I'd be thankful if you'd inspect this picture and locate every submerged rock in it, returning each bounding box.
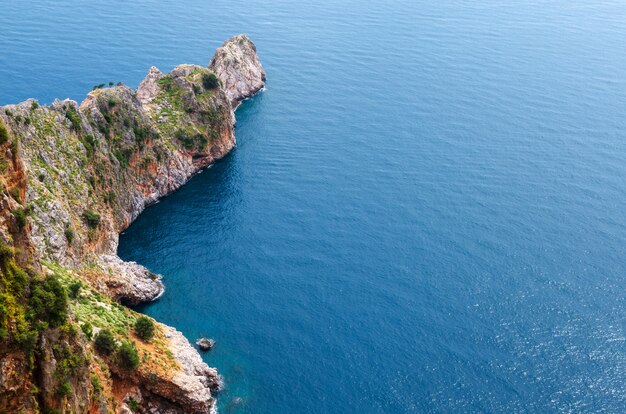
[196,337,216,351]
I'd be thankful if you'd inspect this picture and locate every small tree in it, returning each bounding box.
[94,329,117,355]
[13,208,27,229]
[202,73,219,90]
[117,340,139,370]
[81,322,93,340]
[0,119,9,145]
[83,210,100,228]
[68,281,82,298]
[134,316,155,341]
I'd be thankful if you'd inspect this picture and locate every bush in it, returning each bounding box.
[81,322,93,340]
[82,210,100,228]
[65,224,74,243]
[29,275,69,328]
[31,101,39,110]
[94,329,117,355]
[116,340,139,370]
[68,281,82,298]
[13,208,26,229]
[134,316,155,341]
[91,374,102,393]
[80,134,97,157]
[0,119,9,145]
[65,107,82,131]
[202,73,219,90]
[57,381,73,397]
[128,397,139,412]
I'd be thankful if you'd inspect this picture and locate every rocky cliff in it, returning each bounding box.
[0,34,265,413]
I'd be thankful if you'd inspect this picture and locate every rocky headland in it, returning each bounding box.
[0,34,265,413]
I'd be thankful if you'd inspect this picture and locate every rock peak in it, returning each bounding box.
[209,34,266,109]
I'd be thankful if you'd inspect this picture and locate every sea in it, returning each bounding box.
[1,0,626,412]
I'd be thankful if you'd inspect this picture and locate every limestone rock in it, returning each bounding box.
[137,66,164,106]
[138,325,221,413]
[98,254,165,305]
[209,34,266,108]
[196,337,216,351]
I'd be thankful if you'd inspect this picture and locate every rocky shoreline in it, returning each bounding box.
[0,34,265,413]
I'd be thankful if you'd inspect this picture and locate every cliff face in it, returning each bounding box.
[0,34,265,413]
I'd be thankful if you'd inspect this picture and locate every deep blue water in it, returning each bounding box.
[3,1,626,412]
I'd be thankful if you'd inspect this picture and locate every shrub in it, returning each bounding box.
[174,129,208,150]
[57,381,73,397]
[29,275,69,328]
[134,316,155,341]
[82,210,100,228]
[31,101,39,110]
[80,134,97,157]
[81,322,93,340]
[94,329,116,355]
[91,374,102,393]
[0,120,9,145]
[202,73,219,90]
[68,281,82,298]
[128,397,139,412]
[65,224,74,243]
[66,107,82,131]
[13,208,27,229]
[116,340,139,370]
[108,98,117,108]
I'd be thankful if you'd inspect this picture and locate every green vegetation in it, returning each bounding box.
[91,373,102,393]
[156,76,174,88]
[202,73,219,89]
[81,322,93,340]
[64,224,74,243]
[68,281,82,298]
[13,207,27,229]
[94,329,117,355]
[134,316,155,341]
[174,129,208,151]
[108,98,118,108]
[80,134,97,157]
[0,119,9,145]
[31,101,39,110]
[113,148,132,168]
[82,209,100,228]
[116,340,140,370]
[128,397,140,412]
[92,83,106,90]
[0,244,70,361]
[29,275,69,328]
[66,107,82,131]
[57,380,72,397]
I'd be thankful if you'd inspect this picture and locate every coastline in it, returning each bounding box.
[0,34,265,413]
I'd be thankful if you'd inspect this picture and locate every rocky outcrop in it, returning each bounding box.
[209,34,266,109]
[0,34,264,413]
[98,255,164,305]
[196,337,216,351]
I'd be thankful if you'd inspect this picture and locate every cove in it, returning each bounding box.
[4,0,623,412]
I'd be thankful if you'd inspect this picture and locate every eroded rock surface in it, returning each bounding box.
[0,34,264,413]
[209,34,266,108]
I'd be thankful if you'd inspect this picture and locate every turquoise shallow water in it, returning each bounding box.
[2,1,626,412]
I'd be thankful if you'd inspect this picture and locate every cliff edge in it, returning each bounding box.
[0,34,264,413]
